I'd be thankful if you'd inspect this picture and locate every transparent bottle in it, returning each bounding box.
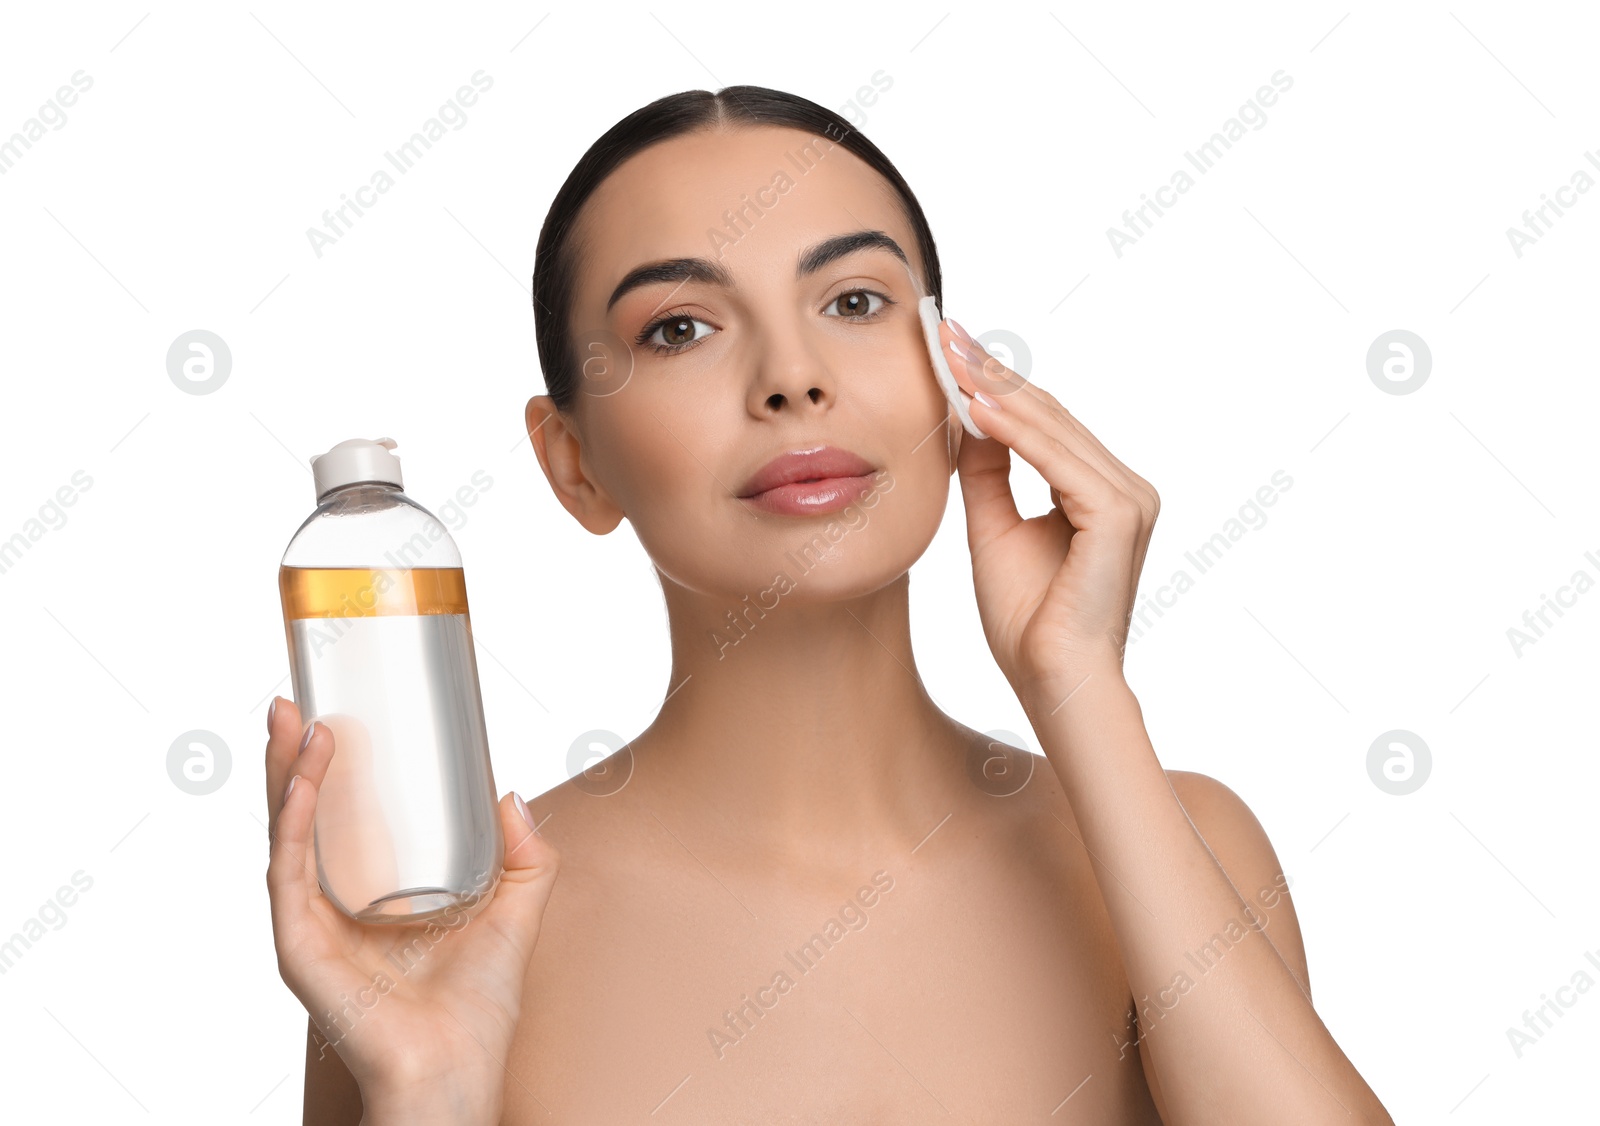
[279,437,503,924]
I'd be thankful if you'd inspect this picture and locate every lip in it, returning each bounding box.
[737,445,879,516]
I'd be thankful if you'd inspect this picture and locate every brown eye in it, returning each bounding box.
[835,290,872,316]
[638,312,717,354]
[823,288,889,319]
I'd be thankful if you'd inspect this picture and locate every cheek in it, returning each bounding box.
[584,396,712,511]
[858,327,946,419]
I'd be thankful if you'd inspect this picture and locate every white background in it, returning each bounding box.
[0,1,1594,1121]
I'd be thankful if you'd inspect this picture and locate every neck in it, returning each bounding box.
[629,568,972,868]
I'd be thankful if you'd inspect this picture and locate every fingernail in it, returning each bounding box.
[284,775,297,804]
[268,697,278,732]
[513,792,538,834]
[948,318,978,347]
[973,389,1001,411]
[946,335,981,364]
[299,722,316,754]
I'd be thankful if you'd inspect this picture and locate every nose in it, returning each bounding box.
[747,324,837,421]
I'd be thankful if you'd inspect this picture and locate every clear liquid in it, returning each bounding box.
[279,566,503,923]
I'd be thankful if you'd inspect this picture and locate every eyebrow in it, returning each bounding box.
[604,229,910,313]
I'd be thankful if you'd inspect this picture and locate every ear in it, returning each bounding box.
[524,395,626,534]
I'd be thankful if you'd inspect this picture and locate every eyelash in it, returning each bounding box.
[634,288,897,356]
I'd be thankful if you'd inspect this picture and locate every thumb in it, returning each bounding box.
[471,792,561,963]
[502,792,558,875]
[955,419,1022,553]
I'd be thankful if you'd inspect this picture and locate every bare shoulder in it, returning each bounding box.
[519,746,656,849]
[513,749,708,908]
[953,732,1107,907]
[979,749,1312,1001]
[506,765,659,1045]
[1164,769,1310,998]
[519,769,610,845]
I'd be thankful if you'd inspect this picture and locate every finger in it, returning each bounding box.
[1018,383,1157,522]
[939,323,1120,521]
[962,386,1132,539]
[942,323,1156,518]
[942,319,1155,654]
[952,339,1157,619]
[277,719,341,840]
[266,766,322,948]
[941,325,1119,499]
[266,695,303,828]
[265,771,382,1022]
[953,414,1024,550]
[449,794,562,998]
[1056,413,1158,521]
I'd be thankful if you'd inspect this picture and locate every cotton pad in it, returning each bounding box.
[902,261,990,440]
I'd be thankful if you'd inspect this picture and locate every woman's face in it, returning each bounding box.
[533,123,961,602]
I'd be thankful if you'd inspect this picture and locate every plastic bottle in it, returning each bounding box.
[278,437,503,924]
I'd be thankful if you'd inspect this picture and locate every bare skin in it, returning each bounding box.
[497,743,1304,1123]
[299,731,1307,1122]
[285,121,1386,1123]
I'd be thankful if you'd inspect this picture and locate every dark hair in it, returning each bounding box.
[531,84,943,414]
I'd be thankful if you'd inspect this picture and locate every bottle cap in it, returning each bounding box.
[310,437,404,500]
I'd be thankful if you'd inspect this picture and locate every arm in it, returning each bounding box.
[1136,770,1313,1123]
[303,1016,364,1125]
[940,316,1388,1122]
[301,1017,503,1126]
[1027,677,1391,1125]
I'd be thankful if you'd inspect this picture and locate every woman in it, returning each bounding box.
[266,85,1394,1124]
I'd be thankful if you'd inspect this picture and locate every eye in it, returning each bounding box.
[823,288,893,320]
[636,310,717,355]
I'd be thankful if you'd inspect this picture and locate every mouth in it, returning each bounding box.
[737,445,879,516]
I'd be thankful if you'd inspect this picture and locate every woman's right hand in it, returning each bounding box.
[264,696,561,1123]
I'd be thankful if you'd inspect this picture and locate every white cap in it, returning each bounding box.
[311,437,404,500]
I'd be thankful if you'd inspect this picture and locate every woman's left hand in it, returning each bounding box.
[941,318,1159,702]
